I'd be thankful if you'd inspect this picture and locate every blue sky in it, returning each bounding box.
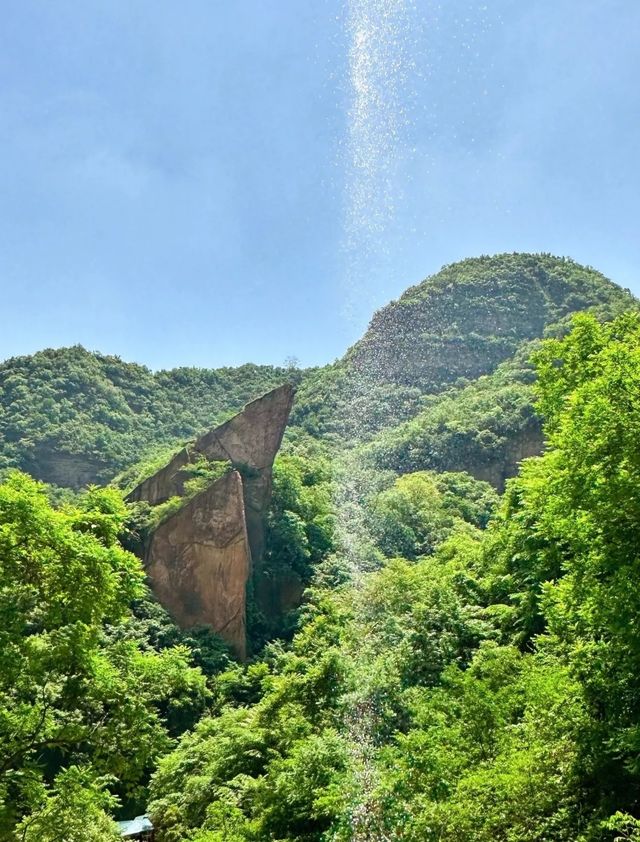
[1,1,638,369]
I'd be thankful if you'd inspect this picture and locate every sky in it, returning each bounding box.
[0,0,638,370]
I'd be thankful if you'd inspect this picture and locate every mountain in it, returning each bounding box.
[3,254,640,839]
[0,253,635,489]
[290,253,636,444]
[348,252,630,391]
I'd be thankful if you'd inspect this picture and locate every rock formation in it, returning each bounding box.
[451,419,544,492]
[145,471,251,658]
[128,383,294,566]
[129,384,294,657]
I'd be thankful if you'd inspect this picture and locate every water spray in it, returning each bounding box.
[337,1,415,838]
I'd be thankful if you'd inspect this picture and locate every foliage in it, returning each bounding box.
[0,345,290,487]
[148,310,640,841]
[0,473,207,836]
[248,449,336,647]
[147,598,353,842]
[483,312,640,816]
[264,453,335,580]
[111,440,191,496]
[367,344,541,485]
[118,456,232,561]
[1,257,640,838]
[147,475,498,840]
[367,469,498,559]
[119,590,233,680]
[14,766,121,842]
[348,252,634,391]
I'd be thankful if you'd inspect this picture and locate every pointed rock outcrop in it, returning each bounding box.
[129,384,294,657]
[128,384,294,566]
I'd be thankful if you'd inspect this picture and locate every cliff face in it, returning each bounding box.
[128,384,294,566]
[146,471,251,658]
[26,449,109,490]
[460,422,544,491]
[131,385,294,657]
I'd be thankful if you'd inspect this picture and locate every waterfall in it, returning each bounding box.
[342,0,414,322]
[337,2,415,838]
[338,0,415,567]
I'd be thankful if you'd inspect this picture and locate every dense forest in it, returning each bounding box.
[2,254,640,840]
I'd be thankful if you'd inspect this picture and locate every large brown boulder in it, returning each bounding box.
[145,470,251,659]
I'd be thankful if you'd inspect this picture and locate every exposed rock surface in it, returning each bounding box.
[27,450,109,490]
[131,385,294,657]
[452,421,544,491]
[128,384,294,565]
[145,471,251,658]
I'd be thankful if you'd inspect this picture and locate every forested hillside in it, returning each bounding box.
[146,310,640,841]
[290,253,636,444]
[1,254,640,840]
[0,254,634,492]
[351,252,628,389]
[365,343,542,490]
[0,347,293,487]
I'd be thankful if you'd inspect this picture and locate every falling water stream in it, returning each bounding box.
[338,0,415,573]
[342,0,415,322]
[337,1,415,838]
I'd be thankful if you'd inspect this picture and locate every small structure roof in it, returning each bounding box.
[116,815,154,837]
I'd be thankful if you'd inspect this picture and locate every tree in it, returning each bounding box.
[367,470,497,559]
[15,767,121,842]
[0,472,207,834]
